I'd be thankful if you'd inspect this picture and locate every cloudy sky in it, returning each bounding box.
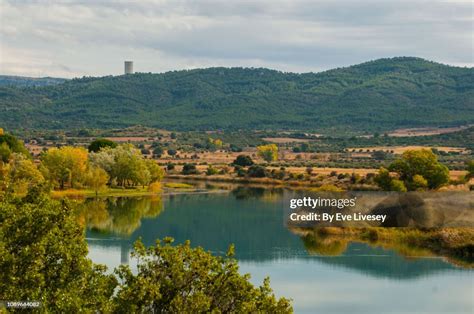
[0,0,472,78]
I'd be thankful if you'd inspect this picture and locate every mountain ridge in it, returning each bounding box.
[1,57,473,133]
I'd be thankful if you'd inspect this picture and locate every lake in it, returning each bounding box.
[84,184,474,313]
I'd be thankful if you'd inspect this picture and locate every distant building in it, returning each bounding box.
[124,61,133,74]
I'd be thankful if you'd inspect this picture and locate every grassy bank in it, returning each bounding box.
[291,227,474,267]
[50,182,197,198]
[165,174,374,191]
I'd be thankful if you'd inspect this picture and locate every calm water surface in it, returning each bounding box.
[84,186,474,314]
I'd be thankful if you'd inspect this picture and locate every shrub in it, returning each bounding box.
[148,182,162,193]
[410,174,428,191]
[167,149,177,156]
[206,165,219,176]
[232,155,254,167]
[114,239,292,313]
[88,138,117,153]
[153,146,164,157]
[389,149,449,189]
[247,165,267,178]
[390,179,407,192]
[182,163,198,175]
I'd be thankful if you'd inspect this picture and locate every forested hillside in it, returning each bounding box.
[0,75,67,87]
[1,57,472,132]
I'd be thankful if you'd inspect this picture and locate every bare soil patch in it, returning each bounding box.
[388,126,470,137]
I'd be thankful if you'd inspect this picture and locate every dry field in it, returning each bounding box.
[156,150,246,164]
[155,149,333,164]
[25,144,44,156]
[169,164,466,181]
[105,136,154,142]
[348,146,468,154]
[262,137,313,143]
[388,126,470,137]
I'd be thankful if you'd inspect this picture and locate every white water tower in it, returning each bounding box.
[124,61,133,74]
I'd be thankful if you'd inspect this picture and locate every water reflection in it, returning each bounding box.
[83,186,473,313]
[79,196,164,236]
[82,187,473,271]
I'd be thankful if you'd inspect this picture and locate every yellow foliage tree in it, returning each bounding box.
[41,146,89,189]
[85,166,109,195]
[214,139,223,147]
[257,144,278,162]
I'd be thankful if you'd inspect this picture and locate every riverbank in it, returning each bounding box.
[165,173,472,191]
[290,227,474,267]
[165,174,374,191]
[50,182,197,198]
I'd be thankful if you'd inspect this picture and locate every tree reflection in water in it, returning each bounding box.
[77,196,164,236]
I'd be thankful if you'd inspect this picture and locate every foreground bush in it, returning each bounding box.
[0,195,116,312]
[0,194,292,312]
[115,239,292,313]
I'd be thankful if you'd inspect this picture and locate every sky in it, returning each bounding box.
[0,0,472,78]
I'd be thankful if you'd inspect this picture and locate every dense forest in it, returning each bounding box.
[0,75,66,87]
[0,57,472,132]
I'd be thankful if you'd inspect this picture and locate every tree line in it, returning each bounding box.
[0,132,165,196]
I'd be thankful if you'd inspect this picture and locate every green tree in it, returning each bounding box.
[1,194,292,312]
[146,160,165,183]
[390,179,407,192]
[88,138,117,152]
[247,165,267,178]
[0,196,117,312]
[206,165,219,176]
[90,145,156,187]
[0,131,29,158]
[257,144,278,162]
[0,142,11,163]
[374,167,392,191]
[85,166,109,195]
[153,146,164,158]
[389,149,449,189]
[114,239,292,313]
[466,160,474,179]
[410,174,428,191]
[233,155,254,167]
[182,163,198,175]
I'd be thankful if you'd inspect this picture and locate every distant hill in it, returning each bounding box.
[0,75,67,87]
[0,57,472,132]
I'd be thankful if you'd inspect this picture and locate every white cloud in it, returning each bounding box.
[0,0,472,78]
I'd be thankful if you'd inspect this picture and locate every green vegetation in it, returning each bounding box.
[115,239,291,313]
[40,146,89,189]
[1,57,473,132]
[0,130,165,198]
[88,144,164,187]
[375,149,449,191]
[1,153,45,195]
[0,75,66,87]
[0,195,117,312]
[88,138,117,152]
[0,193,292,312]
[182,163,199,175]
[164,182,194,189]
[233,154,254,167]
[467,160,474,179]
[0,129,29,162]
